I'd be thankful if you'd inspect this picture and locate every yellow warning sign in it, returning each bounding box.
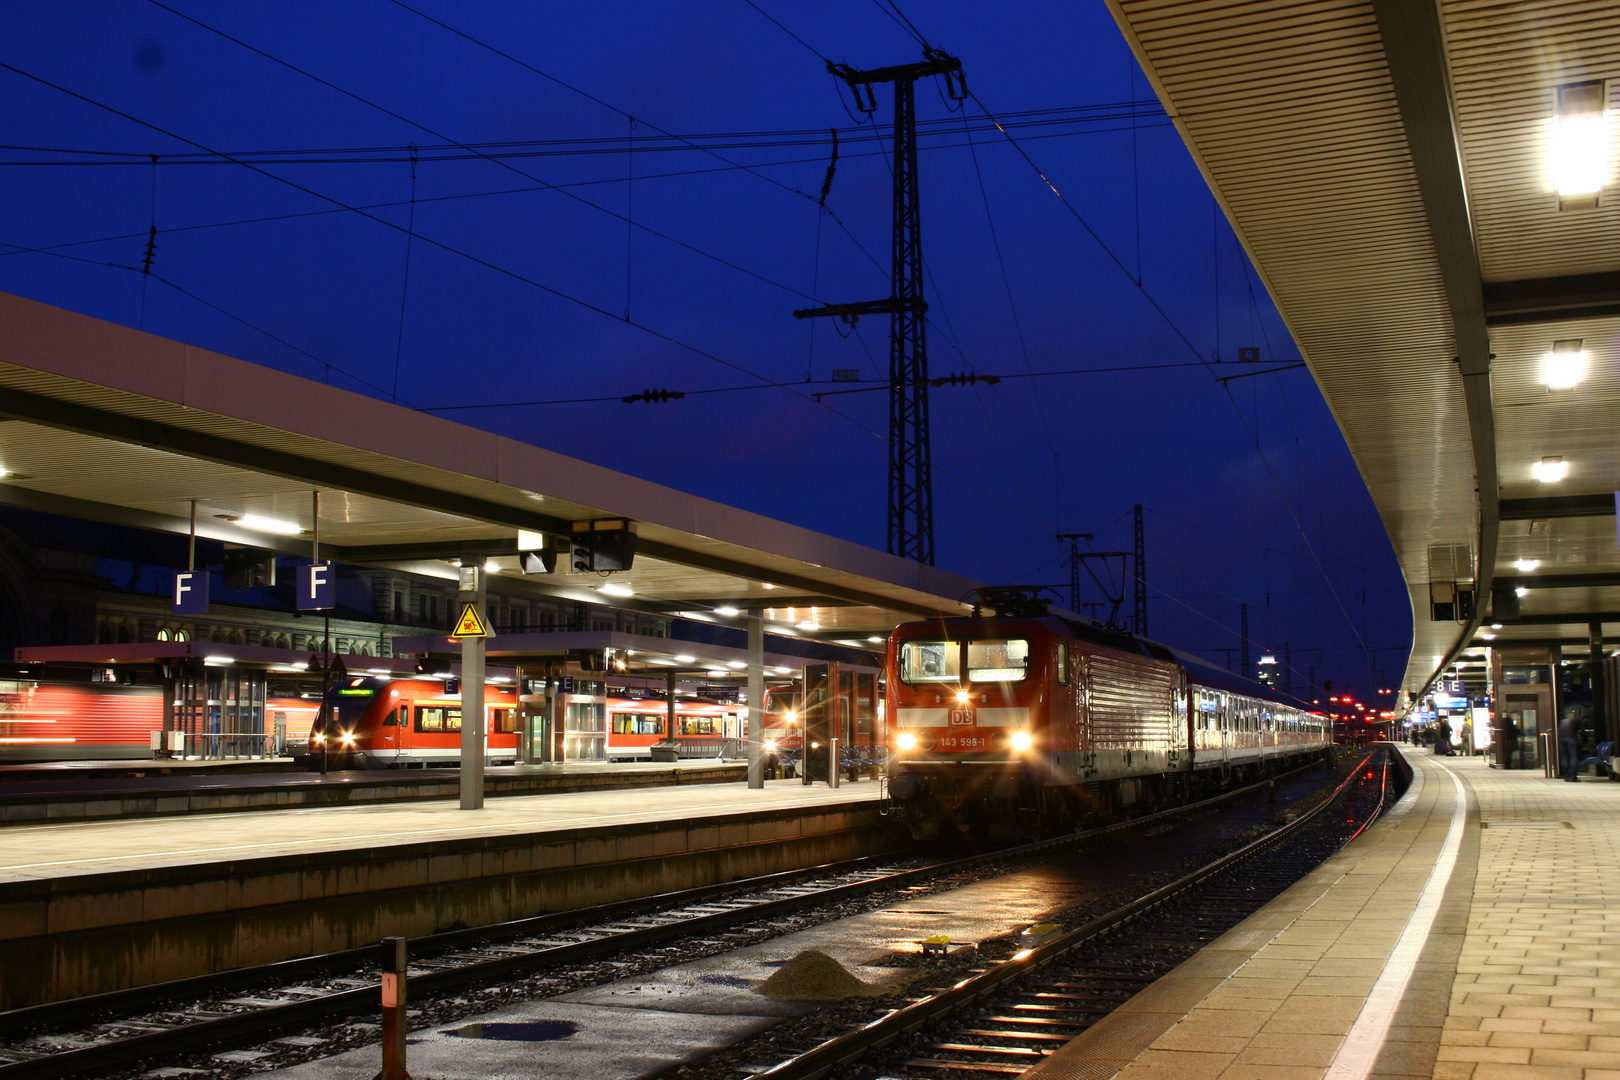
[450,603,492,639]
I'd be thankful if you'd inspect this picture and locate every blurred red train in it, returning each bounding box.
[0,675,320,763]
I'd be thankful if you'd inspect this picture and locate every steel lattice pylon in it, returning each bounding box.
[793,50,964,566]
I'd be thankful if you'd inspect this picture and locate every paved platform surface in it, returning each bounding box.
[1027,748,1620,1080]
[0,778,883,884]
[0,758,740,796]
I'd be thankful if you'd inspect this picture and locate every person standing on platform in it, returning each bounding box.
[1558,713,1581,782]
[1435,717,1452,755]
[1459,718,1473,756]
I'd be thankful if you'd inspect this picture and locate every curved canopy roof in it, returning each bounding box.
[0,291,982,642]
[1108,0,1620,704]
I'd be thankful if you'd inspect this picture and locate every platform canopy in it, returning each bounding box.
[1108,0,1620,704]
[0,291,982,643]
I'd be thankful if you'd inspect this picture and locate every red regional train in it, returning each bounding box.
[885,591,1333,837]
[304,676,521,769]
[0,674,320,763]
[304,676,754,768]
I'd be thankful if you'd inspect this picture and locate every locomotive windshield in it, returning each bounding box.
[899,638,1031,684]
[899,641,960,684]
[967,639,1029,682]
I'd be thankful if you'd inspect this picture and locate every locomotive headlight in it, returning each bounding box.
[1010,731,1033,751]
[955,689,970,704]
[340,731,356,746]
[784,710,797,725]
[896,732,917,751]
[765,739,778,751]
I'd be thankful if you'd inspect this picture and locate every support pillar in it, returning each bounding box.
[1591,622,1611,747]
[458,557,486,810]
[666,669,677,751]
[747,608,764,789]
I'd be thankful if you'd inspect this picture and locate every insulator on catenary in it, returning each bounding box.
[621,388,686,404]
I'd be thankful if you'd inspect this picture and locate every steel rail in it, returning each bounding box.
[0,749,1336,1080]
[753,749,1382,1080]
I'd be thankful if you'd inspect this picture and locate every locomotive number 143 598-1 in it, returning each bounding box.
[935,733,989,749]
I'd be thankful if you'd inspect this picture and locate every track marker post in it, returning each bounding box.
[376,936,411,1080]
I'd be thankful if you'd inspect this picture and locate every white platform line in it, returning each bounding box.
[1323,761,1466,1080]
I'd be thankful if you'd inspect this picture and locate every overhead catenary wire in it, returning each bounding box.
[832,0,1383,681]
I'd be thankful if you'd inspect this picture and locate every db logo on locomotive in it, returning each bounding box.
[949,709,974,726]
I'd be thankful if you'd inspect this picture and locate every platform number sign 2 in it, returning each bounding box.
[297,561,336,611]
[172,570,209,615]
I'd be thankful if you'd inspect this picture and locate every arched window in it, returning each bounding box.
[156,627,171,642]
[174,628,190,642]
[116,623,133,644]
[98,621,115,645]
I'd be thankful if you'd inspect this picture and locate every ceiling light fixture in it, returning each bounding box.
[234,513,302,536]
[1543,339,1588,389]
[673,654,696,664]
[714,606,740,617]
[1550,80,1610,207]
[1515,587,1530,598]
[1514,558,1540,573]
[597,583,634,598]
[1533,455,1568,483]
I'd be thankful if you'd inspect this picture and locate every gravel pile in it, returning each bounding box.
[754,951,897,1001]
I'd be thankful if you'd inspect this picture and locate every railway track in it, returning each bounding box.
[754,747,1397,1080]
[0,755,1339,1080]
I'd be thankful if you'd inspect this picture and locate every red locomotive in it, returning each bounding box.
[885,591,1332,837]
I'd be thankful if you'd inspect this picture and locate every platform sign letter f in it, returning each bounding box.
[298,560,335,611]
[172,570,209,615]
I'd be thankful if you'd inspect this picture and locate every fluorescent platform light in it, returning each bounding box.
[1544,339,1588,389]
[796,620,819,630]
[726,661,745,669]
[705,669,728,678]
[597,583,634,597]
[714,606,740,617]
[773,666,792,675]
[237,514,301,536]
[204,655,235,665]
[674,654,696,663]
[1515,558,1540,572]
[1515,587,1530,598]
[1534,456,1568,483]
[1550,81,1610,199]
[484,560,502,574]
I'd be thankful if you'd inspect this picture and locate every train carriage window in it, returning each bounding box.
[899,641,959,684]
[492,708,515,734]
[1055,642,1068,685]
[677,714,717,735]
[967,639,1030,682]
[415,706,462,733]
[612,712,663,735]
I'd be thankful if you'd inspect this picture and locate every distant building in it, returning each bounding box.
[1256,651,1280,688]
[0,506,669,661]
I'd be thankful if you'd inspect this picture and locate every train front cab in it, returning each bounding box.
[305,677,519,769]
[885,619,1072,834]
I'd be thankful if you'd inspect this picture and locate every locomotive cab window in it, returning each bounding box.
[1055,642,1068,685]
[899,641,960,684]
[967,639,1029,682]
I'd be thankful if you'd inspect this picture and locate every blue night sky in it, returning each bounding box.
[0,1,1410,700]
